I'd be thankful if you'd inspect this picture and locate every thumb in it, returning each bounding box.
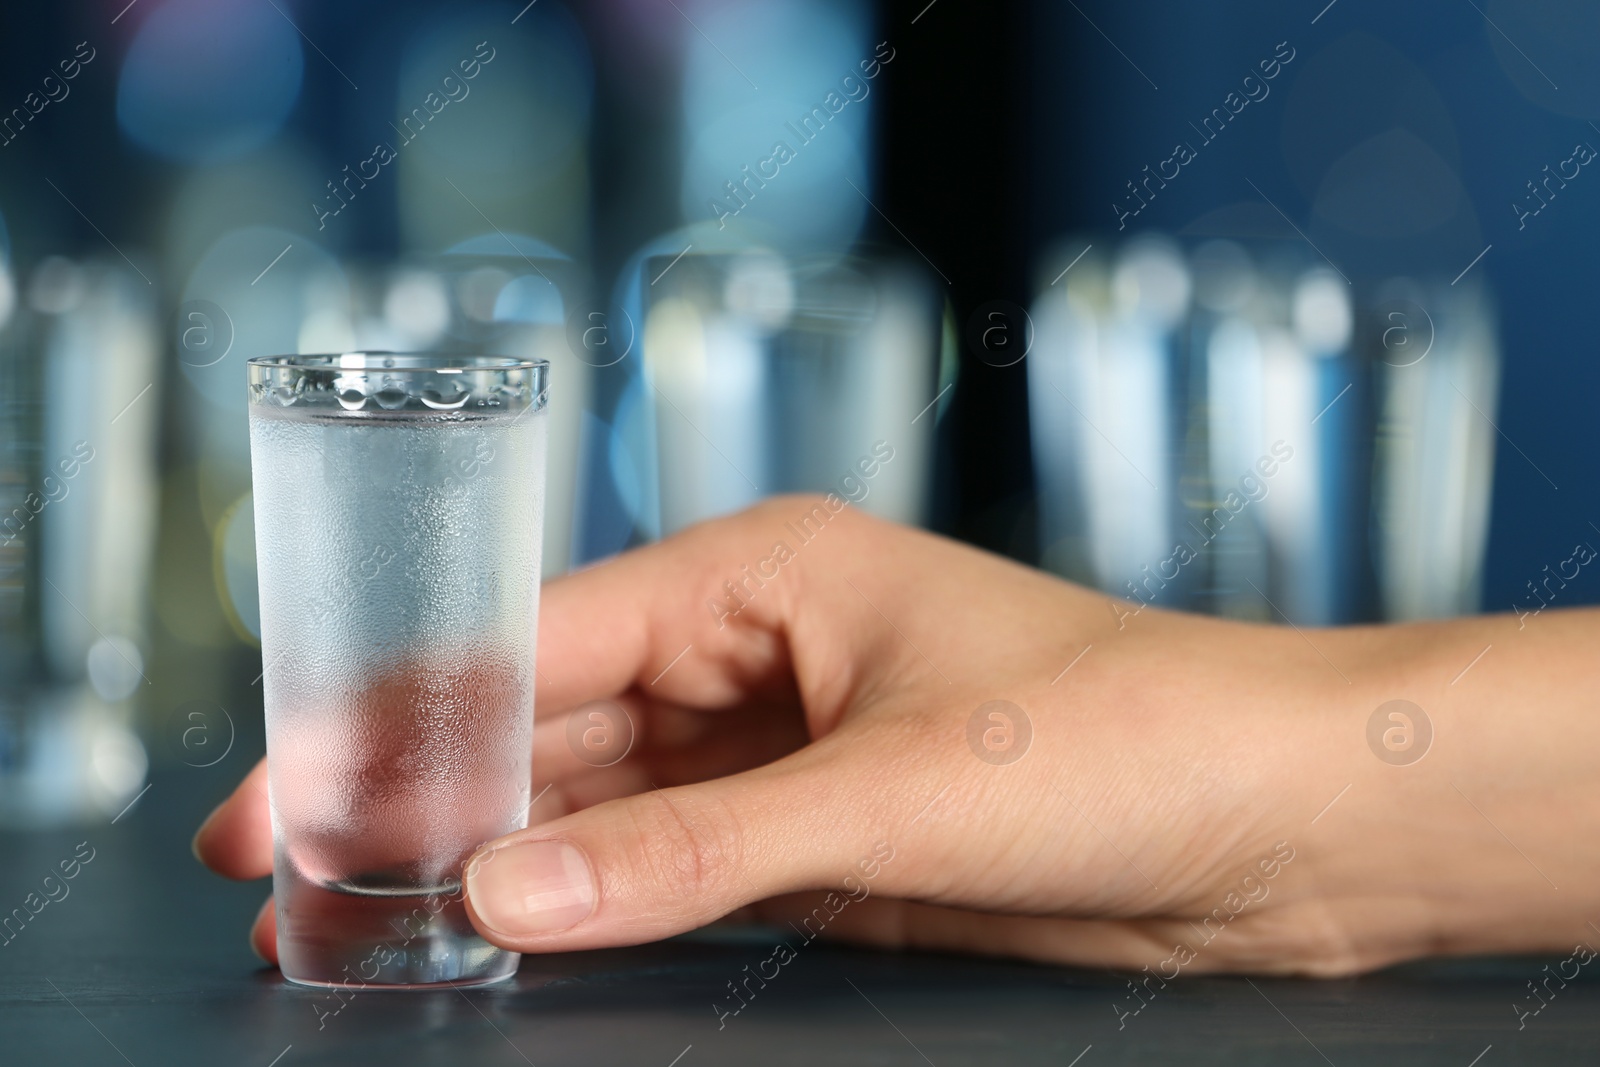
[463,748,869,952]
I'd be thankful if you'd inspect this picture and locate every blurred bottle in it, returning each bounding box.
[1029,237,1187,604]
[428,238,592,577]
[1188,239,1269,619]
[0,256,29,751]
[1370,279,1498,620]
[0,257,158,825]
[368,246,590,577]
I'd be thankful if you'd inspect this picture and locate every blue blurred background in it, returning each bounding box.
[0,0,1595,823]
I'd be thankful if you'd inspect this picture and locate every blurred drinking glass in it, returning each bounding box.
[1031,235,1499,625]
[605,237,948,544]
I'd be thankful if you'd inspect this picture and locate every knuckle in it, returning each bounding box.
[1235,902,1368,977]
[627,791,746,903]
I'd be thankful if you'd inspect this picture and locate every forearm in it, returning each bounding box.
[1304,608,1600,968]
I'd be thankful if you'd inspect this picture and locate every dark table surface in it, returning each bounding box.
[2,765,1595,1066]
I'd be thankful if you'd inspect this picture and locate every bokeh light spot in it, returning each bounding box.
[117,0,304,163]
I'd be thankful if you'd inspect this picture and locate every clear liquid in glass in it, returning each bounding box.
[249,401,545,987]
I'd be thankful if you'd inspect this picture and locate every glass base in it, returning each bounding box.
[282,969,516,991]
[276,865,518,988]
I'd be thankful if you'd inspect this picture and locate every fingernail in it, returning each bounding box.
[467,840,595,937]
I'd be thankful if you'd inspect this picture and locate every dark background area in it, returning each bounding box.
[2,0,1594,609]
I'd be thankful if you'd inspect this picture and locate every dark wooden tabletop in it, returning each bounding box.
[1,767,1592,1066]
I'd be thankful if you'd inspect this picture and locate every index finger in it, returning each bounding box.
[534,499,812,716]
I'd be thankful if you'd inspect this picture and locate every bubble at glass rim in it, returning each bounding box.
[246,352,548,419]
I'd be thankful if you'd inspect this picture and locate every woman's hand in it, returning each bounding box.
[194,496,1600,976]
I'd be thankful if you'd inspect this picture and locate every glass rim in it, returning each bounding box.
[246,352,547,373]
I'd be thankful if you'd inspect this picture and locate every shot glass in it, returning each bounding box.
[246,352,548,988]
